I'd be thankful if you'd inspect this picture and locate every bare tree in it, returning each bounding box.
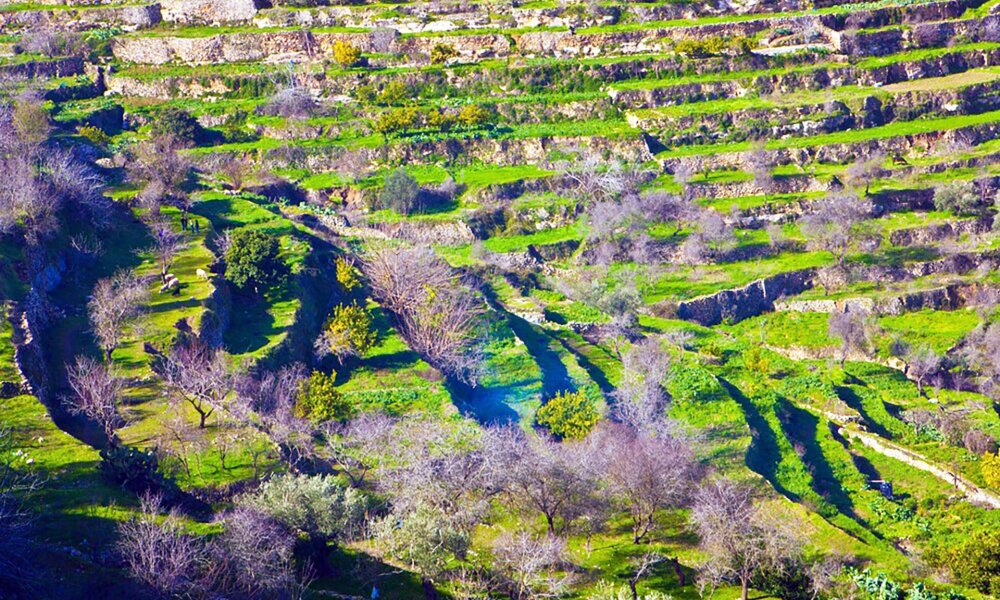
[362,244,485,384]
[0,426,40,594]
[127,135,193,214]
[158,338,233,428]
[905,345,943,396]
[323,412,395,488]
[801,194,878,267]
[598,423,699,544]
[691,479,800,600]
[64,356,126,444]
[497,429,597,535]
[88,269,149,363]
[207,507,302,599]
[149,219,183,284]
[233,365,314,471]
[612,337,672,431]
[747,142,776,199]
[843,153,886,196]
[118,494,205,597]
[828,308,871,368]
[492,532,571,600]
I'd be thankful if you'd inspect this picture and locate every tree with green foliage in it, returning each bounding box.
[296,371,354,422]
[243,474,367,576]
[946,530,1000,595]
[332,40,361,67]
[374,107,420,138]
[321,303,377,362]
[536,390,600,440]
[224,228,288,295]
[150,107,201,146]
[379,168,421,215]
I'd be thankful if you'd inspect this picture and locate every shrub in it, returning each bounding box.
[150,107,201,146]
[99,445,165,493]
[323,303,377,361]
[430,43,457,64]
[296,371,354,422]
[457,104,494,128]
[379,168,421,214]
[333,41,362,67]
[77,124,110,147]
[374,107,419,137]
[947,531,1000,594]
[335,257,361,293]
[224,228,288,295]
[983,451,1000,490]
[536,389,600,439]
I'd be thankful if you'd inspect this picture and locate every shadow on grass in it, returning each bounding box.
[835,385,894,440]
[718,378,799,502]
[224,292,279,355]
[495,303,574,399]
[779,399,861,522]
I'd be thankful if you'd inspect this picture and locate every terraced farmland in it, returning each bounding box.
[3,0,1000,597]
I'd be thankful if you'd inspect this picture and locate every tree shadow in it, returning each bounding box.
[835,385,894,440]
[495,303,573,399]
[718,378,799,502]
[447,377,521,427]
[778,399,860,522]
[223,292,278,355]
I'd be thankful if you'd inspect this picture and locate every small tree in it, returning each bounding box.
[88,269,148,362]
[828,308,870,368]
[243,474,367,576]
[65,356,125,445]
[118,495,204,597]
[224,228,288,295]
[430,43,457,64]
[934,182,983,217]
[332,40,362,67]
[536,390,600,440]
[946,530,1000,594]
[801,194,878,267]
[150,107,201,146]
[379,168,421,214]
[150,219,183,284]
[296,371,354,423]
[691,479,800,600]
[158,339,233,429]
[320,303,377,362]
[905,345,943,396]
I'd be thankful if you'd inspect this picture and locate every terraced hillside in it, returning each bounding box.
[3,0,1000,597]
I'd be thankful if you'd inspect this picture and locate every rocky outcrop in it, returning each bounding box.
[888,217,993,246]
[160,0,261,24]
[774,283,995,315]
[112,30,510,65]
[675,268,815,326]
[0,3,161,31]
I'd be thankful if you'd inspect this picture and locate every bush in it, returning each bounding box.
[335,257,361,293]
[99,445,165,493]
[536,389,600,439]
[77,124,110,147]
[323,303,377,360]
[374,107,419,137]
[224,228,288,295]
[333,41,362,67]
[457,104,494,128]
[150,107,201,146]
[983,451,1000,490]
[430,43,457,64]
[296,371,354,422]
[379,168,421,214]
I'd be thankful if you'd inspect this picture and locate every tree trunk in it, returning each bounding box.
[741,577,749,600]
[671,557,685,586]
[545,513,555,535]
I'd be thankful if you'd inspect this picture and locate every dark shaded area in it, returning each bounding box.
[835,385,894,440]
